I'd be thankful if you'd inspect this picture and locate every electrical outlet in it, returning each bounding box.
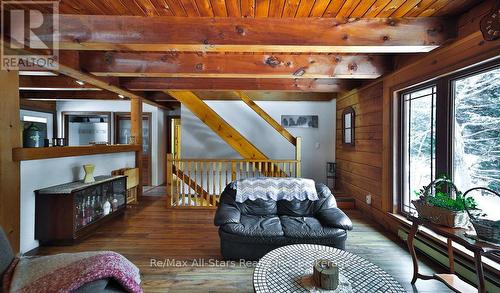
[366,194,372,205]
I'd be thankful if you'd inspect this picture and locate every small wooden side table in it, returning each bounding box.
[407,216,499,293]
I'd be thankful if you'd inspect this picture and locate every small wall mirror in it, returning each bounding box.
[342,107,355,145]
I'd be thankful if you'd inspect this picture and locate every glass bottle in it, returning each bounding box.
[94,195,101,217]
[81,201,86,226]
[86,197,92,223]
[75,203,80,229]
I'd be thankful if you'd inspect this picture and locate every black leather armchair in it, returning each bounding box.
[214,183,353,260]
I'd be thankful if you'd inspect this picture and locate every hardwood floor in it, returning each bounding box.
[33,197,452,292]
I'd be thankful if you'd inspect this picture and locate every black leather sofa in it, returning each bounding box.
[214,183,353,260]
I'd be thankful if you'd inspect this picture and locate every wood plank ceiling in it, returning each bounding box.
[57,0,476,18]
[10,0,482,107]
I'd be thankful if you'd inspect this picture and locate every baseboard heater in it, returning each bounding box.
[398,228,500,292]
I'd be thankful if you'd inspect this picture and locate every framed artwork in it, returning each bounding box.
[281,115,319,128]
[342,107,355,145]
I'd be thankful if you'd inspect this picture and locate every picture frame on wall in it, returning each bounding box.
[281,115,319,128]
[342,107,355,145]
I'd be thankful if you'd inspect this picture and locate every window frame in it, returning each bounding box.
[342,106,355,146]
[396,60,500,215]
[397,82,440,215]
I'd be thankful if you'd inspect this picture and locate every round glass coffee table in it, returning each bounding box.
[253,244,406,293]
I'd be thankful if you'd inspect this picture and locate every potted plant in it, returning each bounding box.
[412,176,477,228]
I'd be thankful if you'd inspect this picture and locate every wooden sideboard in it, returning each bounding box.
[407,216,500,293]
[35,175,127,245]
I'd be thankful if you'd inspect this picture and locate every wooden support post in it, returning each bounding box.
[0,70,21,252]
[166,153,173,207]
[295,137,302,178]
[131,97,143,200]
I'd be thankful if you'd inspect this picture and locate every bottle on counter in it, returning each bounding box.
[86,197,93,223]
[75,203,81,229]
[103,199,111,215]
[93,195,101,218]
[81,201,87,226]
[111,196,118,211]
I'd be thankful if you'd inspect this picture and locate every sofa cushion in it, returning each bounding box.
[222,215,284,237]
[237,198,277,216]
[277,199,316,217]
[279,216,346,238]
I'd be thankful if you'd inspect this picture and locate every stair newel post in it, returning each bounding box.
[295,137,302,178]
[166,153,173,207]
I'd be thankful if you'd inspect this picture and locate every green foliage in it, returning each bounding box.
[426,191,477,211]
[415,175,477,211]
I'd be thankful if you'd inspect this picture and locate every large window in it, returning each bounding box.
[400,86,436,213]
[398,62,500,215]
[452,68,500,192]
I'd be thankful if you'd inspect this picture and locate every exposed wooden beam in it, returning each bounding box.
[238,92,297,146]
[167,91,268,159]
[4,46,170,110]
[19,75,100,90]
[81,52,390,79]
[20,90,124,100]
[49,15,454,53]
[19,90,178,103]
[122,77,356,92]
[192,91,336,101]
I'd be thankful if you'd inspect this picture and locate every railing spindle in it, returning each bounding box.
[176,161,181,206]
[187,161,191,207]
[181,162,186,206]
[212,161,217,206]
[218,162,222,204]
[207,162,211,207]
[200,162,205,205]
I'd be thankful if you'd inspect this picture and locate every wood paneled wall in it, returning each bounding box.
[335,0,500,234]
[336,82,383,211]
[0,70,21,252]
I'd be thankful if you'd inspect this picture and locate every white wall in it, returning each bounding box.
[56,100,167,186]
[181,100,336,184]
[20,152,135,253]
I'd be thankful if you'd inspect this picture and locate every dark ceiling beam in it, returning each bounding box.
[80,52,391,79]
[19,90,124,100]
[42,15,455,53]
[19,89,176,101]
[19,75,99,90]
[191,91,336,101]
[120,77,357,92]
[4,47,170,110]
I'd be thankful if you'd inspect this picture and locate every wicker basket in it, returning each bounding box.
[412,177,469,228]
[412,199,469,228]
[464,187,500,244]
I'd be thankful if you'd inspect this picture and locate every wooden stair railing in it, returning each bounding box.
[172,165,211,206]
[166,154,300,208]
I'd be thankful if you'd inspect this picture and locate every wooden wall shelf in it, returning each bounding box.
[12,145,141,161]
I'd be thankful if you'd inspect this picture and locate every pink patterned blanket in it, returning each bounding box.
[3,251,142,293]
